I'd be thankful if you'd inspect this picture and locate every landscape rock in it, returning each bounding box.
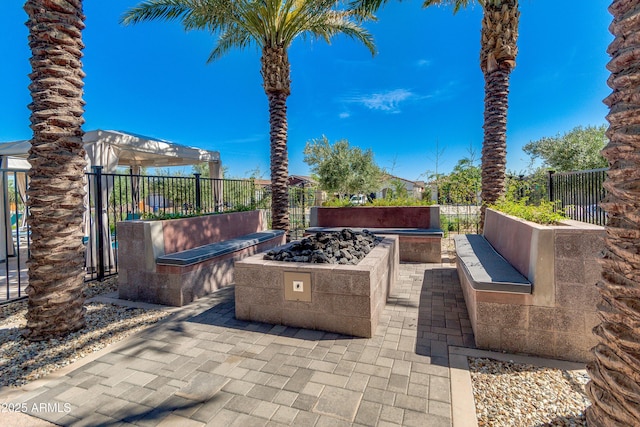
[263,229,381,265]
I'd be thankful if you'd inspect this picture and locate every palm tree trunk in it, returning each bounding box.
[478,0,519,230]
[24,0,87,341]
[267,92,290,236]
[480,67,510,227]
[585,1,640,425]
[262,46,291,238]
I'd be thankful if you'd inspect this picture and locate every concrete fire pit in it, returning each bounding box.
[234,235,399,337]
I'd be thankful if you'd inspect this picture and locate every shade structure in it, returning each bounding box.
[0,130,223,266]
[0,130,222,171]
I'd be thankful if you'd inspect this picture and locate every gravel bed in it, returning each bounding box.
[0,277,171,388]
[469,357,590,427]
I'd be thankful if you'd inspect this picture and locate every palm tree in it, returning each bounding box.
[585,1,640,425]
[121,0,376,238]
[24,0,88,340]
[355,0,518,229]
[424,0,518,229]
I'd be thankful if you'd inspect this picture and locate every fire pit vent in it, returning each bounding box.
[263,228,381,265]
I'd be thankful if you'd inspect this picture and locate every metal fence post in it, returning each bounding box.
[194,173,202,212]
[93,166,105,281]
[250,179,256,209]
[302,182,306,229]
[548,170,555,203]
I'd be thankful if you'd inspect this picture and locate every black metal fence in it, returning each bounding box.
[85,169,315,281]
[548,168,607,226]
[0,165,608,302]
[0,169,29,302]
[1,169,315,302]
[439,204,481,236]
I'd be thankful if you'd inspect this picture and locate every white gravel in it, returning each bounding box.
[0,278,171,388]
[469,357,590,427]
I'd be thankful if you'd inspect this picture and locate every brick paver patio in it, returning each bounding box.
[4,262,473,426]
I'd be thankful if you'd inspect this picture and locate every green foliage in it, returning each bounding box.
[304,136,383,198]
[121,0,376,62]
[491,198,565,225]
[523,125,608,172]
[322,198,353,207]
[369,197,432,206]
[491,175,566,225]
[140,212,202,221]
[322,196,432,207]
[436,157,480,204]
[140,205,254,221]
[440,214,480,235]
[383,177,409,200]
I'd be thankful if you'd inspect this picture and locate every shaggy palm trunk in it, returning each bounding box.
[479,0,518,230]
[24,0,87,340]
[585,1,640,425]
[262,46,291,238]
[480,69,509,220]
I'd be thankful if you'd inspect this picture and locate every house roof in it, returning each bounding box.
[382,173,425,187]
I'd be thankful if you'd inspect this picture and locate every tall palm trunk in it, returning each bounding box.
[262,46,291,238]
[585,1,640,425]
[479,0,518,229]
[24,0,87,340]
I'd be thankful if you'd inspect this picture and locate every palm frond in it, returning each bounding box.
[121,0,194,25]
[207,25,255,62]
[348,0,387,17]
[121,0,235,32]
[422,0,479,13]
[124,0,377,60]
[309,13,376,55]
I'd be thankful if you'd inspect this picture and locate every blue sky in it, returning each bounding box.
[1,1,611,180]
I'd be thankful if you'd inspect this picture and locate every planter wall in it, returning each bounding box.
[309,206,442,262]
[310,206,440,229]
[117,210,283,306]
[460,208,604,362]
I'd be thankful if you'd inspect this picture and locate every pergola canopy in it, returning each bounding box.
[0,129,221,171]
[0,130,223,266]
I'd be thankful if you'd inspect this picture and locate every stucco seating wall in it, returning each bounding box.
[308,206,443,263]
[117,210,285,307]
[454,208,605,363]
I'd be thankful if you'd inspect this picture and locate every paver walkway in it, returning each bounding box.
[5,262,474,426]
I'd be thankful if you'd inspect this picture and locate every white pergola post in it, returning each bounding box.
[209,160,223,211]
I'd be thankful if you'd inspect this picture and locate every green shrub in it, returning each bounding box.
[322,197,433,207]
[490,198,565,225]
[369,197,433,207]
[140,205,254,221]
[322,198,353,207]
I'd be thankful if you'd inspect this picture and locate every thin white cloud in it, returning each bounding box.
[417,59,432,67]
[339,112,350,119]
[346,89,415,113]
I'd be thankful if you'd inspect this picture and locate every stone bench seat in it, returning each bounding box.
[305,226,443,263]
[157,230,285,266]
[453,234,531,294]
